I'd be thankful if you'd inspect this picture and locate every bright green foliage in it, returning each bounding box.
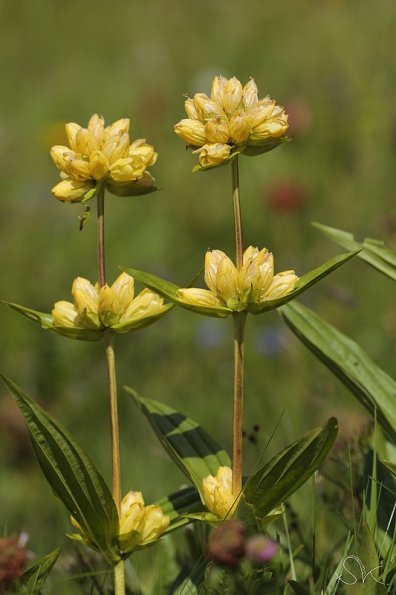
[126,388,231,499]
[281,301,396,441]
[244,417,338,518]
[14,548,60,594]
[313,223,396,281]
[0,373,120,564]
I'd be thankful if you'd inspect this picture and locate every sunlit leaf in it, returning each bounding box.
[313,222,396,281]
[244,417,338,518]
[15,548,60,594]
[281,301,396,441]
[0,373,120,564]
[126,387,230,498]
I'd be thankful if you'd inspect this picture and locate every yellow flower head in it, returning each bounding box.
[50,114,158,202]
[202,466,240,519]
[177,246,298,313]
[174,76,288,170]
[119,491,170,547]
[52,272,169,336]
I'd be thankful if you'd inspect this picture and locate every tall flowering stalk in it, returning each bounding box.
[174,75,292,500]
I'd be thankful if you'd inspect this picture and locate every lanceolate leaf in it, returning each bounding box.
[0,373,120,564]
[313,222,396,281]
[280,301,396,441]
[126,388,230,498]
[249,250,359,313]
[156,485,203,522]
[2,301,102,341]
[120,267,231,318]
[15,547,60,594]
[244,417,338,518]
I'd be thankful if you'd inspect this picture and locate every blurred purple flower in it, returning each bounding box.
[245,534,277,564]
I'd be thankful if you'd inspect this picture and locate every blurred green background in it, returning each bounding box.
[0,0,396,588]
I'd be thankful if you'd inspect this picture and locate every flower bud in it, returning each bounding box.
[247,98,276,128]
[87,113,105,145]
[204,249,227,293]
[67,158,91,182]
[174,119,207,146]
[52,300,82,328]
[184,97,199,120]
[72,277,101,329]
[176,287,224,307]
[204,117,229,144]
[242,78,258,109]
[50,145,75,172]
[65,122,81,151]
[74,128,99,156]
[264,270,298,299]
[89,150,110,180]
[193,93,224,122]
[210,75,227,107]
[104,118,130,140]
[223,77,243,116]
[129,142,157,168]
[196,143,231,167]
[228,112,250,145]
[51,179,93,202]
[119,491,170,546]
[202,466,240,519]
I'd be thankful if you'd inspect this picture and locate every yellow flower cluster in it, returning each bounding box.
[202,466,240,519]
[119,491,170,547]
[52,272,168,334]
[177,246,298,312]
[50,114,157,202]
[174,76,288,168]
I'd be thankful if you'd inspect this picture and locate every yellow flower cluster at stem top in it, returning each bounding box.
[177,246,298,312]
[202,466,240,519]
[174,76,288,168]
[50,114,157,201]
[52,272,168,335]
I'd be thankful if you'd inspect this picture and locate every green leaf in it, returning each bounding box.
[288,581,311,595]
[156,485,203,522]
[313,222,396,281]
[348,524,388,595]
[2,301,102,341]
[244,417,338,518]
[15,547,60,594]
[382,460,396,476]
[126,387,231,498]
[249,250,359,314]
[0,374,120,564]
[280,301,396,441]
[120,267,231,318]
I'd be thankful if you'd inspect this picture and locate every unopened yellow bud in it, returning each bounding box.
[52,300,82,328]
[109,158,138,183]
[228,112,250,145]
[65,122,81,151]
[51,179,93,202]
[72,277,101,329]
[242,78,258,109]
[119,491,170,546]
[202,466,240,519]
[196,143,231,167]
[176,287,223,308]
[108,133,130,164]
[87,113,105,145]
[129,141,157,168]
[204,117,229,144]
[89,151,110,180]
[104,118,130,140]
[74,128,99,156]
[210,75,227,106]
[174,119,207,146]
[204,249,238,304]
[265,270,298,300]
[184,97,199,120]
[238,247,274,302]
[223,77,243,116]
[68,158,91,182]
[193,93,224,122]
[246,98,275,128]
[50,145,75,172]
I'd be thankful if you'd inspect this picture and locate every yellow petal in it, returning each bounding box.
[52,300,82,328]
[228,112,250,145]
[242,78,258,109]
[65,122,82,151]
[176,287,223,308]
[204,117,229,144]
[223,77,243,116]
[184,97,198,120]
[196,143,231,167]
[51,179,93,202]
[89,151,110,180]
[174,119,206,146]
[210,75,227,107]
[50,145,75,172]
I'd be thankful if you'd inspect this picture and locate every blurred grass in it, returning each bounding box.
[0,0,396,582]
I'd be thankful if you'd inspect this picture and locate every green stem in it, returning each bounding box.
[232,312,247,497]
[114,559,126,595]
[104,331,122,511]
[97,187,106,288]
[97,187,124,594]
[231,156,246,497]
[231,156,243,268]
